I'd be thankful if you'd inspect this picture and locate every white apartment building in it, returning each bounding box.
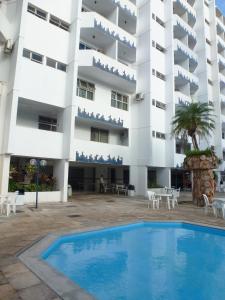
[0,0,224,203]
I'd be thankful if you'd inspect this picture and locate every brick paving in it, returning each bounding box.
[0,192,225,300]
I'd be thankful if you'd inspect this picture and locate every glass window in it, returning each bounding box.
[77,79,95,100]
[91,128,108,144]
[57,62,67,72]
[23,49,30,59]
[49,15,70,32]
[27,3,47,20]
[111,91,129,111]
[31,52,43,63]
[38,116,57,131]
[46,58,56,68]
[23,48,43,64]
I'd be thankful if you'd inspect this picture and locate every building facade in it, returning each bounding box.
[0,0,224,202]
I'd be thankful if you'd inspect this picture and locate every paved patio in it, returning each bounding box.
[0,192,225,300]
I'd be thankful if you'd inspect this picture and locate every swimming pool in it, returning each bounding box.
[42,222,225,300]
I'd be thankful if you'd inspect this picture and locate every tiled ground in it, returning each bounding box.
[0,192,225,300]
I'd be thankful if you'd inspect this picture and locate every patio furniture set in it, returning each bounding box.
[0,191,24,217]
[147,187,180,210]
[104,184,129,195]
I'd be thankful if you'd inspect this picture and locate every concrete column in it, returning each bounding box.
[0,155,10,195]
[157,168,171,188]
[53,160,69,202]
[130,165,147,196]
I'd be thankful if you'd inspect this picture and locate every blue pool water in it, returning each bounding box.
[42,222,225,300]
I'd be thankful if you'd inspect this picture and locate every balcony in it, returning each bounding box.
[81,12,136,49]
[219,53,225,72]
[218,36,225,53]
[0,10,11,42]
[174,65,199,94]
[173,14,197,48]
[174,91,192,106]
[76,107,128,130]
[217,19,225,36]
[173,0,196,27]
[220,73,225,94]
[78,49,136,93]
[174,39,198,72]
[83,0,137,18]
[13,126,64,159]
[75,139,130,166]
[221,94,225,106]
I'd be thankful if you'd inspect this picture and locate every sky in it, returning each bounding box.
[216,0,225,15]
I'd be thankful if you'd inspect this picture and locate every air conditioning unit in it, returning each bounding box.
[4,39,13,54]
[135,93,144,101]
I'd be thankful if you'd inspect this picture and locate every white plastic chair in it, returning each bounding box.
[202,194,217,216]
[0,195,8,215]
[147,191,160,209]
[171,191,179,208]
[3,191,19,216]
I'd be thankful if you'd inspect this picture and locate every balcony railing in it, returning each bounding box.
[218,36,225,53]
[79,49,136,82]
[220,73,225,91]
[173,0,196,26]
[217,19,225,35]
[78,49,136,93]
[113,0,137,17]
[81,12,136,48]
[174,91,192,106]
[174,65,199,91]
[75,139,130,165]
[13,126,64,159]
[221,94,225,105]
[173,14,197,45]
[174,39,198,70]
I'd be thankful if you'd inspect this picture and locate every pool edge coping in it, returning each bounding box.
[18,220,225,300]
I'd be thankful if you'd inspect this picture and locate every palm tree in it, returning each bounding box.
[172,102,215,150]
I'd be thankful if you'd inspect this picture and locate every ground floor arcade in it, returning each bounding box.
[0,155,200,202]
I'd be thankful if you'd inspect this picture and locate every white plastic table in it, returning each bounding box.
[155,193,173,210]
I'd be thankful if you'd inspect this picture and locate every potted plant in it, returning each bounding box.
[128,184,135,197]
[172,102,217,205]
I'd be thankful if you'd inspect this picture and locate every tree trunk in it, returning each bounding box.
[191,134,199,150]
[192,169,215,206]
[184,154,218,205]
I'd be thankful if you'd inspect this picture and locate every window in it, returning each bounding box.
[38,116,57,131]
[152,99,166,110]
[156,43,165,53]
[152,131,166,139]
[91,128,109,143]
[79,42,92,50]
[46,57,67,72]
[23,49,43,64]
[49,15,70,31]
[152,69,165,81]
[156,70,166,81]
[77,79,95,100]
[111,91,128,111]
[156,16,165,28]
[156,131,166,140]
[206,38,212,45]
[27,3,47,20]
[208,79,213,85]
